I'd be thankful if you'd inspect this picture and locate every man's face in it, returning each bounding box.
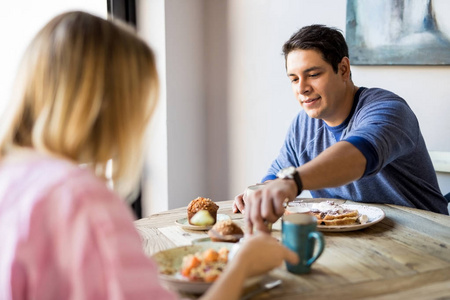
[286,49,350,126]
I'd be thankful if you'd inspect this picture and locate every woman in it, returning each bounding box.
[0,11,297,299]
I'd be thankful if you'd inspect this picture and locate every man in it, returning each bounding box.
[233,24,449,233]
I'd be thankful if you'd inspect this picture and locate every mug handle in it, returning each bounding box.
[306,231,325,267]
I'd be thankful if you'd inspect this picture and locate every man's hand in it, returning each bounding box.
[245,178,297,234]
[232,193,245,214]
[233,180,274,214]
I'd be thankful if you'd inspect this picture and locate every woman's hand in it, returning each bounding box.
[201,233,298,300]
[232,232,299,278]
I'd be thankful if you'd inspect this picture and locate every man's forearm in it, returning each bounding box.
[298,141,366,191]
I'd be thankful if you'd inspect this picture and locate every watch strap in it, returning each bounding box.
[292,170,303,196]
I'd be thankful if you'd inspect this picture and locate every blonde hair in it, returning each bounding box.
[0,11,159,197]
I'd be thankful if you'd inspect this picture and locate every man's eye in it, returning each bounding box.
[291,78,299,83]
[309,73,320,77]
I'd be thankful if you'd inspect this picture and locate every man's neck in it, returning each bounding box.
[324,83,358,127]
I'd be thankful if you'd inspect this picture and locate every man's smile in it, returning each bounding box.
[301,96,321,104]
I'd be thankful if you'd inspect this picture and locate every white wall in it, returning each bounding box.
[138,0,209,215]
[0,1,106,118]
[137,0,170,215]
[165,0,207,209]
[138,0,450,214]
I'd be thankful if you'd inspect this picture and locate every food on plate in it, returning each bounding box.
[190,210,215,226]
[181,247,229,282]
[187,197,219,225]
[208,220,244,243]
[309,200,368,226]
[358,214,369,224]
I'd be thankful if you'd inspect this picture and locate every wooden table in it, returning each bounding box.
[134,199,450,299]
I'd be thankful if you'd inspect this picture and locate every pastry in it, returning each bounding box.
[208,220,244,243]
[187,197,219,225]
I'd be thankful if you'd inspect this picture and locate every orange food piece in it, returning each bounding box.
[218,247,229,263]
[203,249,219,263]
[181,255,201,277]
[180,248,230,282]
[204,274,219,282]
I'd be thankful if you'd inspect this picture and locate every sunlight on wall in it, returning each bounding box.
[0,1,106,117]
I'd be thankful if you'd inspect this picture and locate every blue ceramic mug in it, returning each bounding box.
[282,213,325,274]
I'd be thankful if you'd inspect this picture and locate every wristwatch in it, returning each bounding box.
[276,166,303,196]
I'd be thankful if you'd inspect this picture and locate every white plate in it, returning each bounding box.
[152,242,262,294]
[175,214,231,231]
[273,203,385,232]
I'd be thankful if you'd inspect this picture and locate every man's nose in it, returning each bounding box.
[296,79,309,95]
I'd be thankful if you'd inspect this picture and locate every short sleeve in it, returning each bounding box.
[342,90,419,176]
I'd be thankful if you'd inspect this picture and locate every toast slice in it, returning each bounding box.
[321,216,359,226]
[309,200,360,226]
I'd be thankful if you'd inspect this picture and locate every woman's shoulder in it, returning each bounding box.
[0,149,132,249]
[1,149,82,176]
[0,150,121,220]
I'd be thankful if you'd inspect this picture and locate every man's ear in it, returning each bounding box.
[339,57,351,80]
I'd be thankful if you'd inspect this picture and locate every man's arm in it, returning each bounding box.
[299,141,366,190]
[245,141,366,233]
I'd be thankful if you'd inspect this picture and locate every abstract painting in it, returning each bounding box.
[346,0,450,65]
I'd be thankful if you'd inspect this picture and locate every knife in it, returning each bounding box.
[240,279,282,300]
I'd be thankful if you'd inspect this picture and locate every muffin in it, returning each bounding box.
[208,220,244,243]
[187,197,219,225]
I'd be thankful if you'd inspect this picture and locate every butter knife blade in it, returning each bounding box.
[240,279,282,300]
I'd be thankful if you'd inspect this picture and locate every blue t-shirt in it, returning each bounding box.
[263,87,449,215]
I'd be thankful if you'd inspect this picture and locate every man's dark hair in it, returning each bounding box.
[282,24,349,73]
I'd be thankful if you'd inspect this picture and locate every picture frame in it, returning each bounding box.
[346,0,450,65]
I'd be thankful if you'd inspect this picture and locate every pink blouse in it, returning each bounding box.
[0,152,177,300]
